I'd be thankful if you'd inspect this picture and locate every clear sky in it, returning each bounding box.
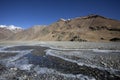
[0,0,120,29]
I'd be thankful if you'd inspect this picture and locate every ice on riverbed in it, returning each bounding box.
[46,49,92,66]
[4,50,33,61]
[19,64,33,70]
[0,46,15,51]
[34,65,55,74]
[34,65,96,80]
[0,48,34,70]
[92,49,120,53]
[5,56,33,70]
[46,49,120,74]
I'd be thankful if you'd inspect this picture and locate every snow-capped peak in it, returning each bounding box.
[0,25,22,30]
[60,18,66,21]
[67,19,71,21]
[7,25,22,30]
[0,25,23,33]
[59,18,71,22]
[0,25,7,28]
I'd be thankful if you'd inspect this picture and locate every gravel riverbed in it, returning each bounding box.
[0,42,120,80]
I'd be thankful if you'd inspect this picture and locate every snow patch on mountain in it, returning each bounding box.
[0,25,23,33]
[59,18,71,22]
[60,18,66,21]
[0,25,22,30]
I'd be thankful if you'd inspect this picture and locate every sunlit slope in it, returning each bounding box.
[7,15,120,42]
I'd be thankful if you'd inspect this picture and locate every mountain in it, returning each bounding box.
[0,28,14,40]
[0,25,23,40]
[5,14,120,42]
[8,25,47,40]
[46,14,120,42]
[0,25,23,33]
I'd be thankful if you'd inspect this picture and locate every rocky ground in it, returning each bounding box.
[0,42,120,80]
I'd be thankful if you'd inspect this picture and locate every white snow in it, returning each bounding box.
[60,18,66,21]
[0,25,7,28]
[67,19,71,21]
[0,25,23,30]
[59,18,71,21]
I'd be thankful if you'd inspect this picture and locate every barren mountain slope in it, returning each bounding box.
[0,25,23,40]
[8,26,49,40]
[0,28,14,40]
[7,15,120,42]
[43,15,120,41]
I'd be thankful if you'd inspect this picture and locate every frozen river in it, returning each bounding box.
[0,42,120,80]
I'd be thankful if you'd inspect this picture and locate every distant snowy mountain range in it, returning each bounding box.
[0,25,23,33]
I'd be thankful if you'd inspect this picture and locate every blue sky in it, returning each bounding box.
[0,0,120,29]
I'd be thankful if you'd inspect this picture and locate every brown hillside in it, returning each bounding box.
[0,28,14,40]
[7,14,120,42]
